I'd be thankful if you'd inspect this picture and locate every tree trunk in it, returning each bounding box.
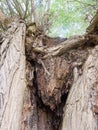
[0,20,26,130]
[0,12,98,130]
[61,46,98,130]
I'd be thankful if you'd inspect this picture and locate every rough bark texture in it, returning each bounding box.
[0,11,98,130]
[61,46,98,130]
[0,19,26,130]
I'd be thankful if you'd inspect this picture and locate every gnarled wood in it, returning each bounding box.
[32,36,85,57]
[1,9,98,130]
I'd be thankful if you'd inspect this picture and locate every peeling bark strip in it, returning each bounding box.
[61,46,98,130]
[0,20,26,130]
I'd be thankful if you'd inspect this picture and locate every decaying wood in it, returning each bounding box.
[36,56,70,110]
[21,60,65,130]
[0,19,26,130]
[0,9,98,130]
[24,33,90,130]
[24,11,98,130]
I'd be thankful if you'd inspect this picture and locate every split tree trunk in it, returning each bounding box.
[0,12,98,130]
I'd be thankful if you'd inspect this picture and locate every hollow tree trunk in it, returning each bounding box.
[0,11,98,130]
[0,20,26,130]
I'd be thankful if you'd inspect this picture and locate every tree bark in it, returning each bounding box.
[0,11,98,130]
[61,46,98,130]
[0,20,26,130]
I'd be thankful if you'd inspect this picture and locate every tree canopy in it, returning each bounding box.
[0,0,98,37]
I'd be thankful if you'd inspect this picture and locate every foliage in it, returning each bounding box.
[0,0,98,37]
[49,0,98,37]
